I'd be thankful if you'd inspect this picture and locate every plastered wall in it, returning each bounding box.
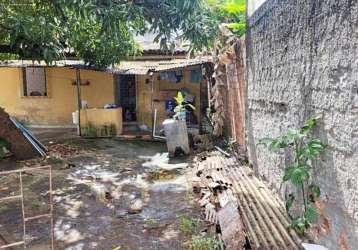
[0,67,114,126]
[246,0,358,248]
[136,66,202,128]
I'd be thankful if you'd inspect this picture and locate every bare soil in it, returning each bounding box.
[0,129,201,250]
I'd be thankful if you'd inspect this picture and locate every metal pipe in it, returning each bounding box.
[152,109,166,140]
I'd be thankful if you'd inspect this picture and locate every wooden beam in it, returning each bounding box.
[75,69,82,136]
[150,72,155,138]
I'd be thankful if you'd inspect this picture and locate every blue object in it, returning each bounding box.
[165,100,176,113]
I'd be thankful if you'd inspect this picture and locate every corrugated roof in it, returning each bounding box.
[114,58,211,75]
[135,32,188,53]
[0,58,211,75]
[0,60,82,68]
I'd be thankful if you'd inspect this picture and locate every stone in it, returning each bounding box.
[128,198,144,214]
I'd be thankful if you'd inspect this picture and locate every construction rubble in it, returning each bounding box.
[191,151,303,249]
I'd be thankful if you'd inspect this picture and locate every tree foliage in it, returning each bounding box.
[205,0,246,36]
[0,0,246,67]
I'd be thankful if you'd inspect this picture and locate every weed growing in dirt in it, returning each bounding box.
[178,215,200,235]
[259,118,325,235]
[144,218,156,226]
[190,233,222,250]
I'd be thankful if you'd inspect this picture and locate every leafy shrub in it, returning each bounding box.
[259,118,325,234]
[190,233,222,250]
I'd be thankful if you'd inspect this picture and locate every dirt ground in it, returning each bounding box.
[0,129,202,250]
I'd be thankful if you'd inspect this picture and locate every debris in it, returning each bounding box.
[128,198,144,214]
[217,201,245,249]
[191,152,302,249]
[0,108,41,160]
[214,146,230,157]
[140,153,188,170]
[146,170,176,182]
[302,243,329,250]
[193,134,214,152]
[48,143,81,159]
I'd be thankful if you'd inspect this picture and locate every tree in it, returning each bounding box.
[0,0,216,66]
[205,0,246,37]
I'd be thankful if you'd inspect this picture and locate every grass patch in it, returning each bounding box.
[178,215,200,235]
[190,234,222,250]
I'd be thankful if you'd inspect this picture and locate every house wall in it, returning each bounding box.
[246,0,358,248]
[136,66,202,128]
[0,67,114,126]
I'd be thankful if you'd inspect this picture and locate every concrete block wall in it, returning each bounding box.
[246,0,358,248]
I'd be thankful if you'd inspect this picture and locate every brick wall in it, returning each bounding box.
[220,39,246,146]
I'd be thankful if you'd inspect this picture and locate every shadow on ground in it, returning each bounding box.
[0,130,200,250]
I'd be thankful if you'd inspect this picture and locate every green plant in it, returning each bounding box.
[259,118,325,235]
[0,0,226,66]
[173,92,195,120]
[178,215,200,235]
[0,138,10,160]
[190,233,222,250]
[206,0,246,37]
[109,123,117,137]
[83,122,98,137]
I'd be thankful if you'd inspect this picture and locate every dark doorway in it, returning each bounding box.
[114,75,137,122]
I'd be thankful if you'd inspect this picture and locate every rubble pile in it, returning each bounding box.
[191,151,302,249]
[48,144,81,159]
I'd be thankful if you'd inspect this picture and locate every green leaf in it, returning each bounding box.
[301,118,317,134]
[286,128,305,142]
[258,138,274,146]
[290,217,306,235]
[0,138,9,160]
[298,139,324,160]
[304,206,319,224]
[258,137,288,151]
[284,164,310,186]
[0,138,9,149]
[174,92,184,105]
[308,184,321,200]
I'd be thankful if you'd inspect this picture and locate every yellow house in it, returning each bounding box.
[0,59,210,136]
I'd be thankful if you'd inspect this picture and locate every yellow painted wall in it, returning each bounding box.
[80,108,123,135]
[0,65,201,128]
[136,66,202,128]
[0,67,114,126]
